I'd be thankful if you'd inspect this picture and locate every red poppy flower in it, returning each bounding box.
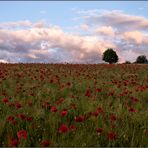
[111,124,116,129]
[108,132,117,140]
[2,98,9,103]
[108,92,114,96]
[17,130,27,140]
[91,111,99,117]
[58,124,69,133]
[42,101,50,109]
[75,115,85,122]
[28,100,33,107]
[17,113,26,120]
[26,116,33,122]
[130,97,139,103]
[41,140,51,147]
[128,107,136,113]
[96,88,102,92]
[60,109,68,117]
[96,107,103,114]
[15,102,22,109]
[50,106,57,113]
[10,138,19,147]
[56,100,61,105]
[70,103,77,110]
[85,89,91,97]
[69,125,77,132]
[110,114,117,121]
[7,115,14,123]
[50,79,53,83]
[56,98,64,105]
[96,128,103,134]
[144,129,148,133]
[60,97,64,101]
[67,82,71,87]
[8,102,15,107]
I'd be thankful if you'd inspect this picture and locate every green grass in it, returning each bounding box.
[0,63,147,147]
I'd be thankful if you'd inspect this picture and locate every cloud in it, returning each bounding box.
[95,26,115,36]
[0,22,115,63]
[79,24,89,31]
[0,9,148,63]
[79,10,148,31]
[0,59,9,63]
[0,20,32,29]
[74,9,148,62]
[33,20,46,28]
[123,31,143,44]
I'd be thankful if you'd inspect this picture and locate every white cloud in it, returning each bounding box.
[0,22,115,63]
[0,9,148,63]
[0,20,32,29]
[0,59,9,63]
[95,26,115,36]
[79,24,89,31]
[123,31,143,44]
[79,9,148,31]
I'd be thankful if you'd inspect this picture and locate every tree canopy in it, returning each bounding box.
[102,48,118,64]
[136,55,148,64]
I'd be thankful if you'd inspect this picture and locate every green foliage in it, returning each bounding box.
[102,48,119,64]
[124,61,131,64]
[0,64,148,147]
[135,55,148,64]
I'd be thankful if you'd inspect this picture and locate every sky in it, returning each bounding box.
[0,1,148,63]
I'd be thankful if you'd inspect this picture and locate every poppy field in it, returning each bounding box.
[0,63,148,147]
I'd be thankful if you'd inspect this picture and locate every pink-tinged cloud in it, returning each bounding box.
[0,9,148,63]
[0,59,9,63]
[0,22,115,63]
[95,26,115,36]
[78,10,148,31]
[0,20,32,29]
[123,31,143,44]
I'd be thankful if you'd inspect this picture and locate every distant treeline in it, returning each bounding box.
[102,48,148,64]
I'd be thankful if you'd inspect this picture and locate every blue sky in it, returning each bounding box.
[0,1,148,63]
[0,1,147,28]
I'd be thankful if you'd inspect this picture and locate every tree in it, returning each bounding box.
[124,61,131,64]
[102,48,118,64]
[135,55,147,64]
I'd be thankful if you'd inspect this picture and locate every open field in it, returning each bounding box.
[0,64,148,147]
